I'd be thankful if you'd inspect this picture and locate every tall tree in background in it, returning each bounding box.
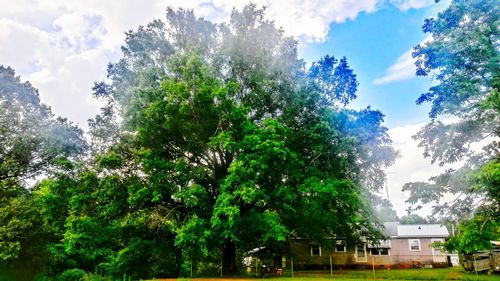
[89,5,397,275]
[373,197,398,222]
[404,0,499,252]
[0,66,86,267]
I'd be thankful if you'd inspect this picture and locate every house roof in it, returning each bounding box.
[383,222,399,237]
[396,224,449,238]
[383,222,449,238]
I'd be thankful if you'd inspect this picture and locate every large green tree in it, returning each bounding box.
[0,66,86,274]
[87,5,397,275]
[0,5,399,279]
[404,0,499,252]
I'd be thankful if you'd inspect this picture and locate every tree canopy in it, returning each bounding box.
[404,0,499,253]
[87,4,396,277]
[0,5,398,280]
[0,66,86,264]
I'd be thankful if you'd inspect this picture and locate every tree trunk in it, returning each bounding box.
[175,248,183,277]
[274,255,283,268]
[222,240,238,275]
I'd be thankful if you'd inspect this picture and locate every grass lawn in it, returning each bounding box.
[155,268,499,281]
[1,267,497,281]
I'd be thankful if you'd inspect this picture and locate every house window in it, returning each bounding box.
[431,238,444,255]
[355,244,367,262]
[335,241,346,252]
[356,246,364,256]
[371,248,390,255]
[310,244,321,256]
[409,239,421,251]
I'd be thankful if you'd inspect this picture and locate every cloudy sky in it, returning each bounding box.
[0,0,454,216]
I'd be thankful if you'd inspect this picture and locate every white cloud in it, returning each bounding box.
[253,0,379,42]
[373,36,431,85]
[163,0,380,43]
[386,123,436,216]
[0,0,436,128]
[52,12,107,51]
[0,16,109,128]
[28,49,109,127]
[386,122,462,216]
[0,19,52,74]
[0,0,166,127]
[373,48,416,85]
[0,0,452,218]
[389,0,435,11]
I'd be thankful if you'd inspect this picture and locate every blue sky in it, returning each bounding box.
[0,0,454,216]
[296,3,446,215]
[296,3,456,217]
[299,5,436,127]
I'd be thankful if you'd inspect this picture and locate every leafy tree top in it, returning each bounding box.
[412,0,499,166]
[405,0,499,253]
[87,4,397,273]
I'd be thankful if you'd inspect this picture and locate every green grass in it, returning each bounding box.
[2,267,498,281]
[270,268,498,281]
[162,268,499,281]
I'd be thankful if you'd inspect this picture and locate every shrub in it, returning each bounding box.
[57,269,85,281]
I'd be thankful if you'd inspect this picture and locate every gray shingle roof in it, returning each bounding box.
[383,222,449,238]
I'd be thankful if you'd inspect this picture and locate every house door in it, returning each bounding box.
[431,239,446,263]
[355,244,367,263]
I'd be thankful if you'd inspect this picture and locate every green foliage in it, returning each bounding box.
[413,0,498,127]
[444,210,500,254]
[372,197,398,222]
[57,269,85,281]
[442,160,500,254]
[0,65,86,268]
[406,0,499,254]
[80,273,114,281]
[96,152,124,169]
[31,168,179,279]
[409,0,499,169]
[0,66,86,182]
[0,186,29,261]
[87,4,396,276]
[399,214,430,224]
[1,4,397,279]
[475,159,500,205]
[117,47,394,271]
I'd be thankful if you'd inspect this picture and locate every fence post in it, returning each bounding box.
[473,254,478,277]
[291,256,294,278]
[255,257,258,277]
[330,254,333,276]
[372,255,375,279]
